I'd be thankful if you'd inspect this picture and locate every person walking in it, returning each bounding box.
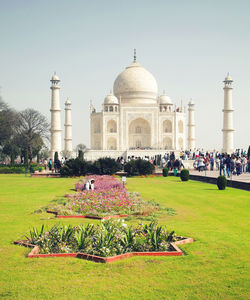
[242,156,247,173]
[44,159,48,171]
[225,155,231,178]
[215,156,220,171]
[48,159,52,171]
[219,155,226,176]
[235,158,242,176]
[210,156,214,171]
[197,156,205,172]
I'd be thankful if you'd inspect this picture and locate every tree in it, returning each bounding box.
[78,150,84,161]
[54,151,59,162]
[0,98,18,147]
[2,141,19,160]
[24,149,28,166]
[75,144,87,159]
[76,144,87,152]
[37,152,40,163]
[15,109,49,162]
[0,97,8,110]
[40,146,50,160]
[61,149,72,159]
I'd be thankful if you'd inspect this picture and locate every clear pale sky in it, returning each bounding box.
[0,0,249,150]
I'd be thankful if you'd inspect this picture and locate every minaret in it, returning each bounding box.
[50,73,62,159]
[222,74,234,154]
[187,99,195,150]
[64,98,73,154]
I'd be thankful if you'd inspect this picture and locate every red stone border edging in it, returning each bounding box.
[46,210,129,220]
[14,237,193,263]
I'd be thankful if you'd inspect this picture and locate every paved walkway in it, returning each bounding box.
[189,170,250,184]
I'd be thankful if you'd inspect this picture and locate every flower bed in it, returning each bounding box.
[47,175,159,217]
[14,220,193,263]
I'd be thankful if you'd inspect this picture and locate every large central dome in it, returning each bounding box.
[113,61,158,104]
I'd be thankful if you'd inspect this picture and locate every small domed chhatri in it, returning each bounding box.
[65,98,71,105]
[224,73,233,82]
[104,93,119,105]
[158,93,173,105]
[51,73,60,81]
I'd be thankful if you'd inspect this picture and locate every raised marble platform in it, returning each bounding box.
[84,149,182,161]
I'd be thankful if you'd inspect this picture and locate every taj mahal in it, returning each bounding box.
[49,51,234,160]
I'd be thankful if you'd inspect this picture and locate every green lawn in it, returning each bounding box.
[0,174,249,299]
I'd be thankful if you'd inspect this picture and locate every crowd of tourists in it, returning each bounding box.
[117,149,249,177]
[192,150,249,177]
[41,157,68,173]
[117,152,185,171]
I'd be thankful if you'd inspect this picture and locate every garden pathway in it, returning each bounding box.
[189,169,250,183]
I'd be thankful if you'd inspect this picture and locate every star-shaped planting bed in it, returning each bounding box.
[14,237,193,263]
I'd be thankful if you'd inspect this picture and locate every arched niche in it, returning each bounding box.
[94,139,101,150]
[178,137,184,150]
[163,119,172,133]
[178,120,184,134]
[163,137,172,150]
[107,120,117,133]
[128,118,151,149]
[93,120,101,133]
[107,137,117,150]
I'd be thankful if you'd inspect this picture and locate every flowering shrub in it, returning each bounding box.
[24,220,179,257]
[75,175,123,191]
[49,175,158,217]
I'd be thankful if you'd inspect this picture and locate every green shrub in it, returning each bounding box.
[217,175,227,190]
[60,158,88,177]
[60,157,121,177]
[162,168,169,177]
[87,160,100,174]
[124,159,154,176]
[124,160,138,176]
[23,220,178,257]
[180,169,189,181]
[0,166,25,174]
[29,163,41,173]
[97,157,121,175]
[60,165,73,177]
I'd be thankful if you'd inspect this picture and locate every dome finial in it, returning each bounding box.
[133,48,136,62]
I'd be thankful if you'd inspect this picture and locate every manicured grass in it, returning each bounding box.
[0,174,249,299]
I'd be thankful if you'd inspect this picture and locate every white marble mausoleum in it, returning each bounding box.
[85,53,189,160]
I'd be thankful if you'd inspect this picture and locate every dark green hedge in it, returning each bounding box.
[60,157,121,177]
[124,159,155,176]
[0,167,26,173]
